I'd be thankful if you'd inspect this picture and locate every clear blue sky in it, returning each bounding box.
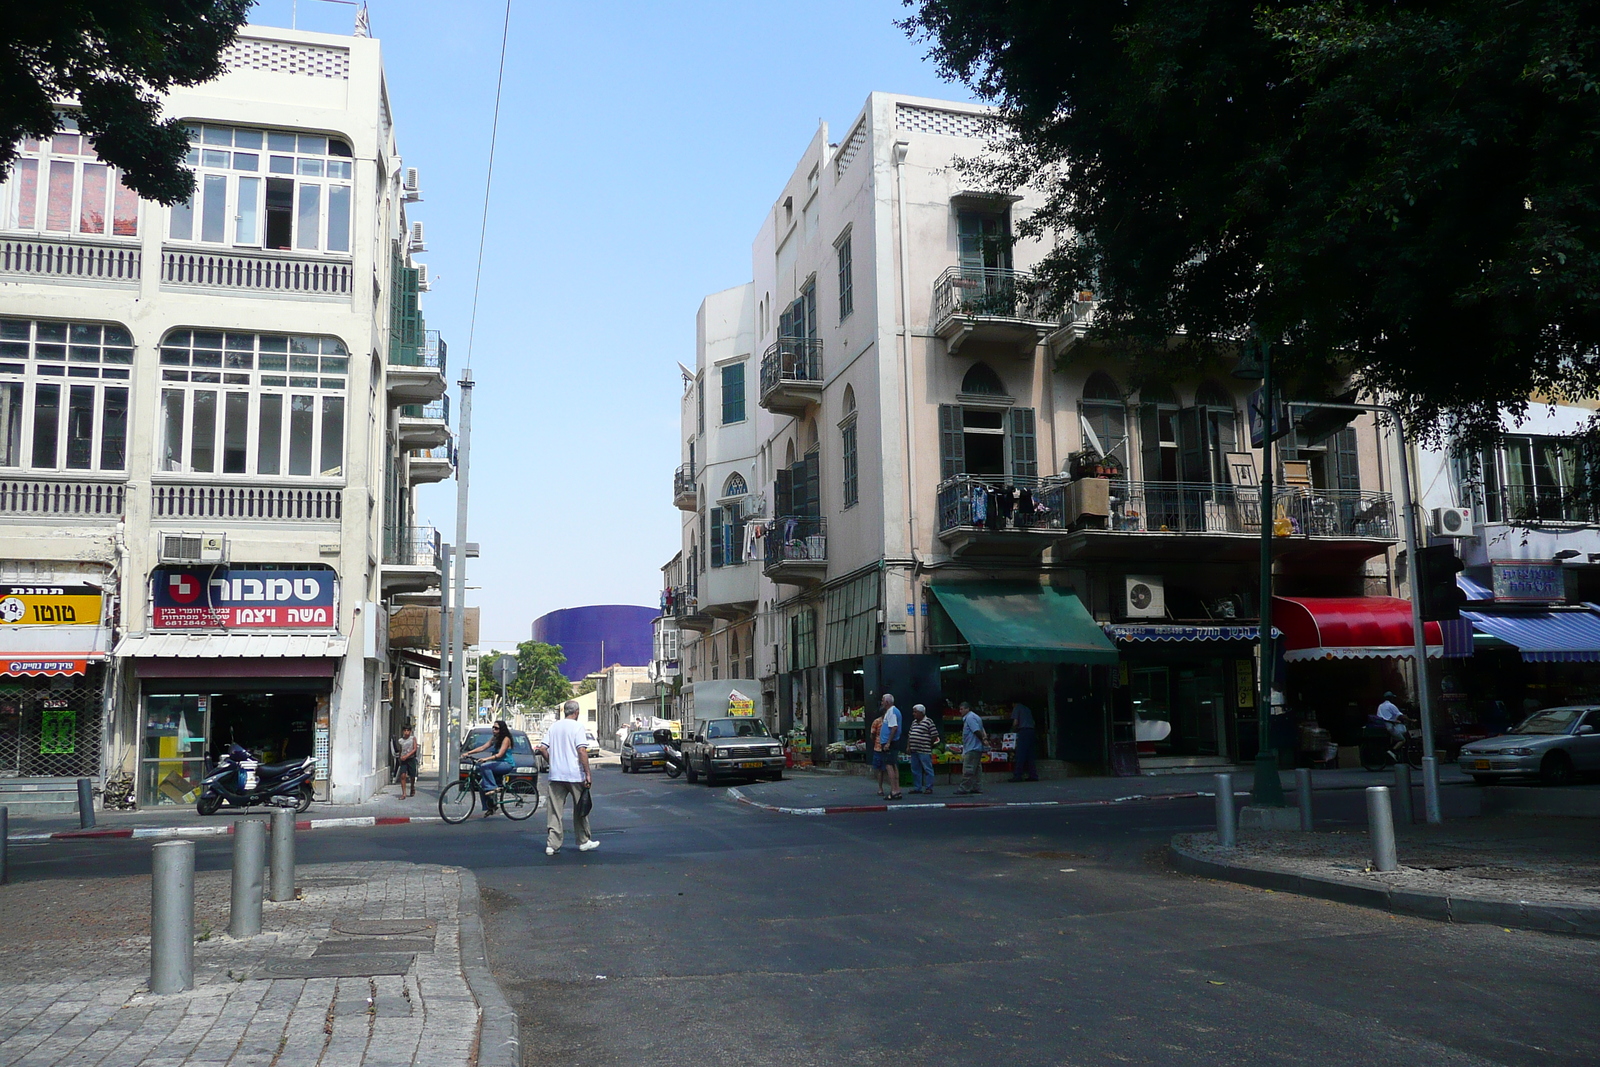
[247,0,974,649]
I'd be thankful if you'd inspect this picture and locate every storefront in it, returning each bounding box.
[1104,624,1261,765]
[0,581,111,782]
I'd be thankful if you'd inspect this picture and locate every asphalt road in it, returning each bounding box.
[9,772,1598,1067]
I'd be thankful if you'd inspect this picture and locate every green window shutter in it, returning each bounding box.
[1008,407,1038,479]
[1140,403,1162,482]
[710,506,725,567]
[939,404,965,480]
[775,468,793,517]
[1178,407,1206,482]
[1336,426,1361,490]
[721,363,745,424]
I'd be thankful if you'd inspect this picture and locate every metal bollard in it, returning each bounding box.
[77,778,95,829]
[1393,762,1414,825]
[1366,786,1399,872]
[1214,772,1236,848]
[1295,768,1314,831]
[229,817,267,937]
[1421,756,1442,825]
[0,806,8,886]
[151,840,195,993]
[269,805,296,902]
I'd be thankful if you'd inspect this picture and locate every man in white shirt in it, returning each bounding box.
[872,692,903,800]
[1376,692,1407,744]
[535,700,595,856]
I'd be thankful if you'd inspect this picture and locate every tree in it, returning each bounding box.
[482,641,573,710]
[2,2,253,203]
[902,1,1600,445]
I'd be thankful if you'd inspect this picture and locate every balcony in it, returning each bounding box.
[0,236,140,290]
[381,525,442,596]
[407,446,453,486]
[673,463,698,511]
[150,483,341,523]
[1048,479,1399,563]
[936,475,1066,558]
[664,585,714,633]
[1481,485,1597,526]
[398,399,450,449]
[388,330,447,407]
[763,516,827,586]
[932,266,1055,356]
[0,477,126,521]
[759,337,824,416]
[160,247,352,301]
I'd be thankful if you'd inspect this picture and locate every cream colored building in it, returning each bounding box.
[0,25,448,809]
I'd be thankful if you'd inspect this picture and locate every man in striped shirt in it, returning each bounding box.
[906,704,940,794]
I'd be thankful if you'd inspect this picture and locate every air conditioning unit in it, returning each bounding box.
[1123,574,1165,619]
[1431,506,1473,538]
[159,532,227,565]
[740,493,766,520]
[408,221,426,252]
[403,167,423,201]
[416,264,431,291]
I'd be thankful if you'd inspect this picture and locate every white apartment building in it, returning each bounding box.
[665,92,1416,772]
[0,25,449,809]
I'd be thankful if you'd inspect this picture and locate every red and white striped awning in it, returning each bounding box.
[1274,597,1442,662]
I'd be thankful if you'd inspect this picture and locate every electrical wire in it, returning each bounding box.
[464,0,513,371]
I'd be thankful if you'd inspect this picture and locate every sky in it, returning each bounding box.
[246,0,975,649]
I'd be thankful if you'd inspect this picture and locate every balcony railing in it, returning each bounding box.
[1481,485,1597,526]
[0,236,140,288]
[937,475,1063,533]
[393,329,447,370]
[932,266,1049,324]
[151,484,341,522]
[760,337,824,396]
[673,463,697,509]
[1056,480,1396,539]
[400,398,449,422]
[764,516,828,568]
[0,478,125,518]
[161,247,353,299]
[383,525,440,568]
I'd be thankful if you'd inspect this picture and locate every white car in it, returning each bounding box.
[584,731,603,758]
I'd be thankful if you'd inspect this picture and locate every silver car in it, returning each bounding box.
[1459,706,1600,785]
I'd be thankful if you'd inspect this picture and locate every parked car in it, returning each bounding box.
[459,726,541,786]
[584,731,603,758]
[682,717,784,784]
[620,730,668,773]
[1458,706,1600,785]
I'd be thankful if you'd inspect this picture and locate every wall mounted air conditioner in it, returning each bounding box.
[408,221,426,252]
[1431,506,1473,538]
[1123,574,1165,619]
[416,264,431,291]
[403,168,423,201]
[159,532,226,565]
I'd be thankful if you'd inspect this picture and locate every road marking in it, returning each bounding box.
[725,787,1210,817]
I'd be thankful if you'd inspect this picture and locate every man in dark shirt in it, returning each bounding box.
[1009,701,1039,782]
[906,704,940,794]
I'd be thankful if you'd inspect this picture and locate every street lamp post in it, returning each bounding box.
[1250,337,1286,806]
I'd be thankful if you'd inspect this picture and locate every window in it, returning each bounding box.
[0,318,132,471]
[1183,380,1239,484]
[836,230,854,321]
[1,115,139,236]
[961,362,1006,397]
[1078,371,1129,469]
[841,384,858,509]
[1138,382,1181,482]
[696,375,705,436]
[157,329,348,477]
[168,124,353,253]
[779,278,817,340]
[957,210,1010,272]
[1479,435,1590,523]
[937,403,1038,481]
[710,499,747,568]
[721,362,746,424]
[723,472,748,498]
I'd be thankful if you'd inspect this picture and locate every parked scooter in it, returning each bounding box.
[197,743,316,815]
[655,728,686,779]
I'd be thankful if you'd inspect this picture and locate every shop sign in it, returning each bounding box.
[1492,561,1563,602]
[728,689,755,717]
[0,584,102,626]
[3,658,89,677]
[152,566,337,629]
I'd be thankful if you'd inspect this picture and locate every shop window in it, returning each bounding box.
[0,115,140,236]
[158,329,348,478]
[0,317,133,472]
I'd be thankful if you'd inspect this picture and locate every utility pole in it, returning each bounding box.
[448,368,474,780]
[1247,334,1286,806]
[437,544,452,788]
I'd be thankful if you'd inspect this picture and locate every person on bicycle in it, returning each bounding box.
[1376,692,1407,747]
[462,720,515,817]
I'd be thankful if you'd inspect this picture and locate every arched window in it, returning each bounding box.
[785,439,796,467]
[961,362,1006,396]
[1077,371,1127,471]
[840,385,859,508]
[1190,379,1239,484]
[803,417,819,454]
[1139,381,1180,481]
[842,383,856,414]
[723,472,748,498]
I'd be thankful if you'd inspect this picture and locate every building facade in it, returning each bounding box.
[0,25,449,808]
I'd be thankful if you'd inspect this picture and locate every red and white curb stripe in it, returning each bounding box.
[9,814,444,843]
[724,786,1250,816]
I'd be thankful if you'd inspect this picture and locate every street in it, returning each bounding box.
[11,770,1599,1067]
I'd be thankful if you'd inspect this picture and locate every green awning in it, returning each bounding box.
[929,582,1119,665]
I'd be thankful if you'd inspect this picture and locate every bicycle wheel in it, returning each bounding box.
[500,779,540,820]
[438,780,476,823]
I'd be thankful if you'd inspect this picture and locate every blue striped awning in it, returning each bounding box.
[1461,609,1600,662]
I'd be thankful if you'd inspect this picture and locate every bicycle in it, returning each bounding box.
[438,756,539,823]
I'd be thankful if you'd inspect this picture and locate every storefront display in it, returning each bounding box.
[0,580,109,780]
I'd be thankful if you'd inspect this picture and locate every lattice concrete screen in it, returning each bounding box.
[225,39,351,80]
[835,120,869,181]
[895,104,994,140]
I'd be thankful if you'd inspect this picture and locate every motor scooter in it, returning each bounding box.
[197,743,316,815]
[655,728,686,779]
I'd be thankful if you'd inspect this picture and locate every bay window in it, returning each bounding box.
[1,115,140,236]
[159,330,348,478]
[0,318,132,472]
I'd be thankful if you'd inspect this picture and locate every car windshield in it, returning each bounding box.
[706,719,772,739]
[630,732,658,745]
[465,730,534,755]
[1510,708,1586,735]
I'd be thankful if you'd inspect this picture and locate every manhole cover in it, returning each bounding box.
[314,938,434,956]
[256,953,414,979]
[333,919,436,936]
[297,877,365,888]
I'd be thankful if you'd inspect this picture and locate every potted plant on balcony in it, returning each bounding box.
[1069,447,1122,481]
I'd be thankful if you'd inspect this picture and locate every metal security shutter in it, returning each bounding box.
[939,404,965,480]
[1008,407,1038,479]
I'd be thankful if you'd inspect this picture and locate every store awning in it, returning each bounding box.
[1274,597,1442,662]
[929,582,1118,665]
[114,633,349,659]
[1105,624,1267,643]
[1,624,110,676]
[1461,609,1600,663]
[398,649,441,671]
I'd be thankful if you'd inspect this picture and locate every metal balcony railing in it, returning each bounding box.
[392,329,448,370]
[663,585,700,618]
[937,475,1063,533]
[1054,480,1396,539]
[760,337,824,396]
[400,398,449,422]
[673,463,696,504]
[1481,485,1597,525]
[932,266,1050,324]
[764,516,827,568]
[383,525,440,568]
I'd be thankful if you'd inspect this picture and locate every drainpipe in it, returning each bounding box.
[893,139,921,651]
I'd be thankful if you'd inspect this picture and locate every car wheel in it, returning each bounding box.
[1540,751,1575,786]
[1470,774,1494,786]
[685,760,699,784]
[621,759,630,773]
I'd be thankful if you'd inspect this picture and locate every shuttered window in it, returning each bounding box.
[939,404,965,480]
[710,506,724,568]
[1008,407,1037,479]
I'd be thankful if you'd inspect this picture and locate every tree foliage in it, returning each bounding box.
[903,0,1600,445]
[1,1,253,204]
[482,641,573,711]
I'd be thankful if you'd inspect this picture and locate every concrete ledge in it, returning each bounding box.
[457,869,520,1067]
[1479,785,1600,818]
[1168,838,1600,937]
[1239,806,1301,831]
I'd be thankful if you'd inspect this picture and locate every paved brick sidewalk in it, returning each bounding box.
[0,860,513,1067]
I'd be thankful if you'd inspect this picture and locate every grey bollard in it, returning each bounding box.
[1421,756,1442,825]
[1295,768,1314,831]
[1366,786,1399,872]
[1214,772,1236,848]
[269,805,296,902]
[151,840,195,993]
[77,778,95,829]
[0,806,8,885]
[229,817,268,937]
[1393,762,1414,824]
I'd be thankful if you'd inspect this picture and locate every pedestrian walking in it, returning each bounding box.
[1008,701,1039,782]
[955,702,987,795]
[535,701,596,855]
[906,704,939,794]
[872,692,903,800]
[395,724,419,799]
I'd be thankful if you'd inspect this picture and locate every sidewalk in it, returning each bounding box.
[0,860,517,1067]
[732,763,1472,815]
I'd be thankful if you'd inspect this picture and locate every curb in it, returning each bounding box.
[10,814,445,843]
[726,785,1219,817]
[1167,837,1600,937]
[456,868,520,1067]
